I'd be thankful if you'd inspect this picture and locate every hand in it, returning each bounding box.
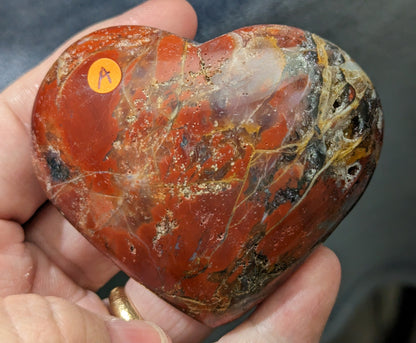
[0,0,341,342]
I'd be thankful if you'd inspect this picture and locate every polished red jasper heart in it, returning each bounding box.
[32,25,383,326]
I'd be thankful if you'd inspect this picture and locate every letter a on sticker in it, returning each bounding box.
[88,58,122,94]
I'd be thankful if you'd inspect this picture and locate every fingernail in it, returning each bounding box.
[107,319,170,343]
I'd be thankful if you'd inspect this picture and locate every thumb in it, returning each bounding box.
[0,294,170,343]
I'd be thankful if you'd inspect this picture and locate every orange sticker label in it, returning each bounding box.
[87,58,122,94]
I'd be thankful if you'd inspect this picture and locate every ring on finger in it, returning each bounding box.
[108,286,142,321]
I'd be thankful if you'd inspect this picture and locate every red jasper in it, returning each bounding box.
[32,25,383,326]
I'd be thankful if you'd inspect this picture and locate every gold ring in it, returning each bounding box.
[109,286,142,321]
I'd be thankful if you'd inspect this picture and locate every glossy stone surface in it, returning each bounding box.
[32,25,383,326]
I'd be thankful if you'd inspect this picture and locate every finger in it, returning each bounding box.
[0,0,198,224]
[0,104,45,223]
[0,217,107,316]
[125,279,212,343]
[0,294,170,343]
[218,246,341,343]
[25,204,119,290]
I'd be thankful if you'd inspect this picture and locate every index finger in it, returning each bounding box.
[0,0,198,223]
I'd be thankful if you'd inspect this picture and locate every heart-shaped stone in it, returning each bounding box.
[32,25,383,326]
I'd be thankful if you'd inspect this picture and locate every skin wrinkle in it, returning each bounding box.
[32,295,110,343]
[24,203,122,291]
[45,298,67,343]
[25,207,103,290]
[2,295,112,343]
[16,240,92,304]
[0,220,24,248]
[48,296,96,343]
[26,242,61,296]
[4,295,49,343]
[0,232,35,296]
[0,298,21,343]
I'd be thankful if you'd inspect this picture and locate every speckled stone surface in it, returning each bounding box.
[32,25,382,326]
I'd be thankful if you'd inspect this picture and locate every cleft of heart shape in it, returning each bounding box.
[32,25,383,326]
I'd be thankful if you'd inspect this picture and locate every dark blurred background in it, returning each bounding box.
[1,0,415,341]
